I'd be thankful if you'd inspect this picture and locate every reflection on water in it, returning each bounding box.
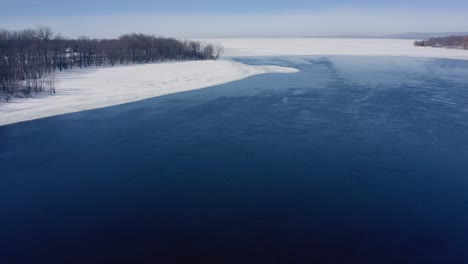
[1,56,468,263]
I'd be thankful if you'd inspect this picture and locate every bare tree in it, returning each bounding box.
[415,35,468,49]
[214,42,225,60]
[0,27,219,101]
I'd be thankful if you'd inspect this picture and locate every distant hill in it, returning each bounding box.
[384,32,468,40]
[299,32,468,40]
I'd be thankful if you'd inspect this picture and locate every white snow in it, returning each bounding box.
[208,38,468,60]
[0,60,297,126]
[3,38,468,126]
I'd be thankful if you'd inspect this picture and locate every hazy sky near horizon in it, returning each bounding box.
[1,0,468,38]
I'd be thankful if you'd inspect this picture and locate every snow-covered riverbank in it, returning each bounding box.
[3,38,468,126]
[0,60,297,126]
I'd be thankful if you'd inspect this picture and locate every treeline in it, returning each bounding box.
[0,27,223,101]
[414,35,468,49]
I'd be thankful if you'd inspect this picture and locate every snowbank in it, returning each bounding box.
[208,38,468,60]
[0,60,297,126]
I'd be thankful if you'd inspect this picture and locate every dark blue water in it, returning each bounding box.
[1,56,468,263]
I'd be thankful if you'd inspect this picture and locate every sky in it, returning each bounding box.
[1,0,468,38]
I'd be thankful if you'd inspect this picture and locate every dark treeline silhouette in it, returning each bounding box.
[0,27,223,101]
[414,35,468,49]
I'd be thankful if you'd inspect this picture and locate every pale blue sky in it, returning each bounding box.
[1,0,467,37]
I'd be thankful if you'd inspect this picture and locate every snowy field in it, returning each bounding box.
[210,38,468,60]
[2,38,468,126]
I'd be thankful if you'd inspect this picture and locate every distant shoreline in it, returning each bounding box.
[414,36,468,51]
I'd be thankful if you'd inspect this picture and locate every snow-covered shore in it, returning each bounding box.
[3,38,468,126]
[0,60,297,126]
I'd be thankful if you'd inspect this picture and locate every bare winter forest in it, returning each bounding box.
[0,27,222,101]
[414,35,468,49]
